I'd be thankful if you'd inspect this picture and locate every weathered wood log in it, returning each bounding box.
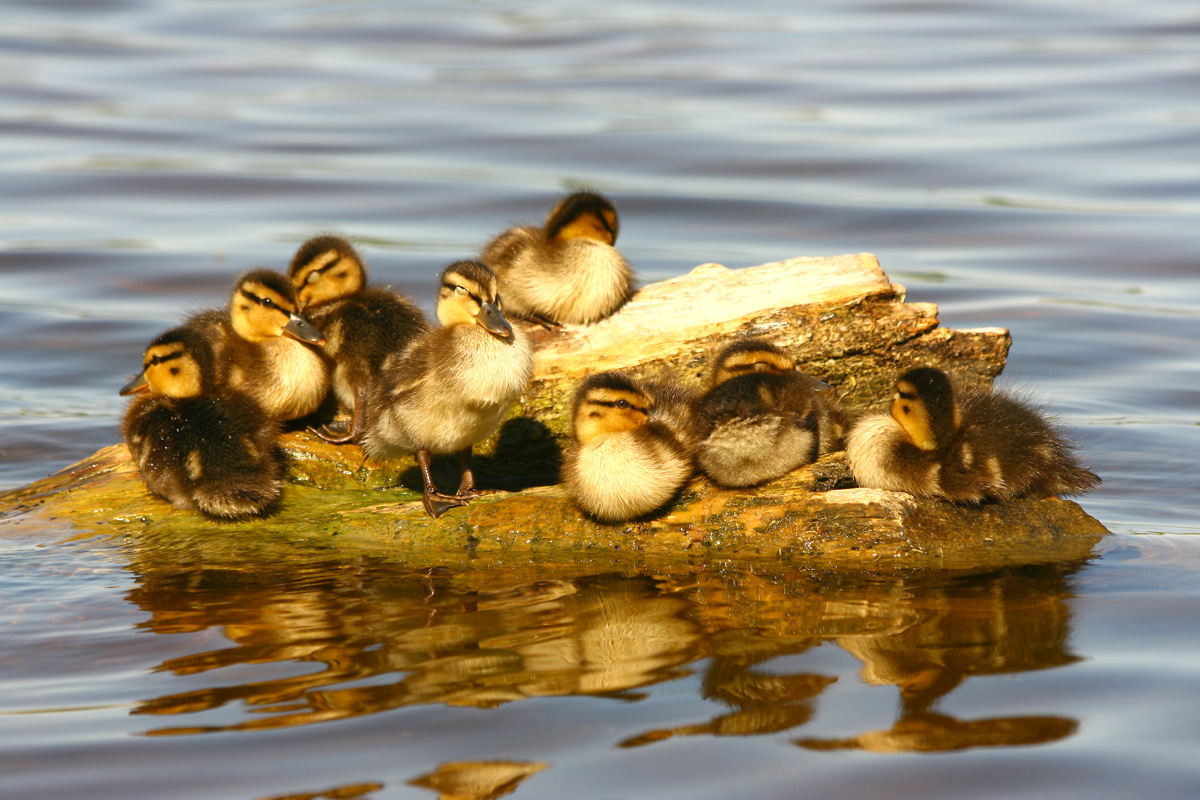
[0,253,1107,570]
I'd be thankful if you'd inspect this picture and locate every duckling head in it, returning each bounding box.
[572,371,653,445]
[890,367,962,451]
[120,326,213,399]
[229,268,327,346]
[288,235,366,308]
[437,260,514,341]
[544,191,619,246]
[710,338,796,386]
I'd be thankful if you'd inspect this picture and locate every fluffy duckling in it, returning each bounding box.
[846,367,1100,503]
[562,371,696,523]
[120,325,283,519]
[696,338,847,488]
[480,190,634,326]
[184,269,329,422]
[360,260,533,517]
[288,235,430,441]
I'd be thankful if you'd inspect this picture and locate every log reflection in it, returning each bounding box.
[123,552,1085,753]
[408,761,548,800]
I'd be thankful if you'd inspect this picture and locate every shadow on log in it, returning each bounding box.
[0,253,1107,572]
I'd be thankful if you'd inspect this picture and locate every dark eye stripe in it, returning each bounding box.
[598,214,617,238]
[306,256,345,281]
[443,282,485,306]
[241,288,283,310]
[591,399,649,413]
[147,351,184,368]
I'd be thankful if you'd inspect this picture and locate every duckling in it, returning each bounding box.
[120,325,283,519]
[846,367,1101,503]
[360,260,533,517]
[288,235,430,441]
[561,371,696,523]
[696,338,847,488]
[184,269,329,422]
[480,190,634,326]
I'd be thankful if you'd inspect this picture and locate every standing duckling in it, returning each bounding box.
[186,269,329,422]
[360,260,533,518]
[480,190,634,326]
[120,326,283,519]
[288,235,430,441]
[562,371,696,523]
[846,367,1100,502]
[696,338,847,488]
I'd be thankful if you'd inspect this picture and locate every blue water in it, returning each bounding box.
[2,1,1199,798]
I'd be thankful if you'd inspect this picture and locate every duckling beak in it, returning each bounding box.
[477,301,514,341]
[119,371,149,396]
[805,376,834,394]
[282,312,327,346]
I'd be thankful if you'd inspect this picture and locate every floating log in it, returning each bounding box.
[0,253,1107,570]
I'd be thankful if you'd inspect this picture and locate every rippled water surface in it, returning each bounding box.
[3,1,1199,798]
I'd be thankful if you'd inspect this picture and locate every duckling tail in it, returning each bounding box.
[195,480,282,519]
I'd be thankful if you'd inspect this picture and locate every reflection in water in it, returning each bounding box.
[797,712,1077,754]
[257,781,384,800]
[800,565,1083,752]
[122,548,1085,756]
[408,761,548,800]
[128,564,703,733]
[620,634,836,747]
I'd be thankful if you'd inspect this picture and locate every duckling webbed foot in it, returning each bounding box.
[452,448,482,500]
[310,389,367,444]
[417,448,471,518]
[311,422,357,444]
[423,491,468,518]
[526,313,561,331]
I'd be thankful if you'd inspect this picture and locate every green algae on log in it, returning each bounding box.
[0,253,1107,570]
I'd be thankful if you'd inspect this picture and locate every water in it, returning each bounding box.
[2,0,1199,797]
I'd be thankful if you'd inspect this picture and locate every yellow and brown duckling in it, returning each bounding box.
[360,259,533,518]
[120,325,283,519]
[288,235,430,441]
[846,366,1100,503]
[480,190,635,327]
[696,338,846,488]
[562,371,697,523]
[184,268,329,422]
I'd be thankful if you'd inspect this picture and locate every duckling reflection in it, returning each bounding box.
[795,565,1084,753]
[120,325,283,519]
[126,563,701,734]
[620,632,837,747]
[696,338,846,487]
[184,268,329,422]
[847,366,1100,502]
[480,190,634,326]
[360,260,533,517]
[288,235,430,441]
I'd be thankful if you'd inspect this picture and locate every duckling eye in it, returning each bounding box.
[615,399,631,409]
[455,285,468,296]
[306,272,320,284]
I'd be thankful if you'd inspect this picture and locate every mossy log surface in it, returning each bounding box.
[0,253,1107,571]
